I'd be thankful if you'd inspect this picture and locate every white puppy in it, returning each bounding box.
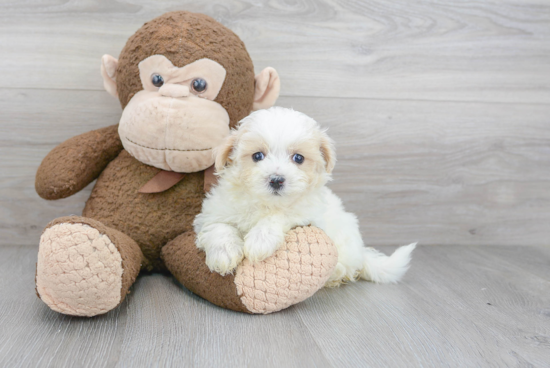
[194,107,416,286]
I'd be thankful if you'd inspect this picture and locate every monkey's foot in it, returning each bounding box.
[36,216,142,317]
[162,226,338,314]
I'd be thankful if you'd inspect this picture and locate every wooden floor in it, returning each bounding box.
[1,244,549,367]
[1,0,550,367]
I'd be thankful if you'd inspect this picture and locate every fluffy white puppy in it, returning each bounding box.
[194,107,416,286]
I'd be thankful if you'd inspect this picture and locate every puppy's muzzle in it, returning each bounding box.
[269,175,285,191]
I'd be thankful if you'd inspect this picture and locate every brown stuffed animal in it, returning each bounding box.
[34,11,338,316]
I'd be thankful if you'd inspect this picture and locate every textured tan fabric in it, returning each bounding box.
[37,223,123,316]
[118,91,230,172]
[36,216,143,317]
[234,226,338,314]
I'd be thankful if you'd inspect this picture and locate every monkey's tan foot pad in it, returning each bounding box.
[36,222,124,317]
[163,226,338,315]
[235,226,338,314]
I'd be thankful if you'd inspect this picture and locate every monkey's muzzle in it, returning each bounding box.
[118,91,230,173]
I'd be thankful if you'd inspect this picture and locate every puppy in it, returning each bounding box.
[194,107,416,286]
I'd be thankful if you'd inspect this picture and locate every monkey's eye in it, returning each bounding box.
[292,154,304,164]
[192,78,207,93]
[252,152,265,162]
[151,74,164,88]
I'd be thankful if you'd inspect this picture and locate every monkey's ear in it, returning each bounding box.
[320,131,336,173]
[101,54,119,98]
[253,67,280,111]
[214,132,238,172]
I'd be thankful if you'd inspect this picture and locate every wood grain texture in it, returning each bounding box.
[2,88,549,247]
[0,0,548,103]
[298,245,550,367]
[1,245,549,367]
[1,1,550,365]
[1,0,549,247]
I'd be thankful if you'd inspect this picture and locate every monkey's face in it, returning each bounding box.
[118,55,230,173]
[101,11,281,174]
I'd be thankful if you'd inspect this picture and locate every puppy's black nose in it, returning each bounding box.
[269,176,285,190]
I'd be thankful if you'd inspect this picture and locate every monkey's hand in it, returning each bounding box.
[36,124,123,200]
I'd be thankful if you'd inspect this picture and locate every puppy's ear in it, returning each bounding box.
[214,132,238,172]
[320,132,336,173]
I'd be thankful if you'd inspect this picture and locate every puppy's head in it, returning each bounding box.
[215,107,335,201]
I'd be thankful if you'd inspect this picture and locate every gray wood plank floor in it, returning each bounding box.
[1,245,549,367]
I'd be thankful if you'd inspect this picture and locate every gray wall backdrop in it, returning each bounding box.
[1,0,549,247]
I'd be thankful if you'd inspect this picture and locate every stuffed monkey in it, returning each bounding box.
[35,11,338,316]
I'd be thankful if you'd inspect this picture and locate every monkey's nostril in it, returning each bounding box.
[269,176,285,190]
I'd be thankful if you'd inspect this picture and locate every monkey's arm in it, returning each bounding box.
[36,124,123,200]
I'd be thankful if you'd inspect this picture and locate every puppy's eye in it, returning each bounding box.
[151,74,164,88]
[292,153,304,164]
[192,78,207,93]
[252,152,265,162]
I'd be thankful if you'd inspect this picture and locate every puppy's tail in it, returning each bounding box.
[360,242,417,284]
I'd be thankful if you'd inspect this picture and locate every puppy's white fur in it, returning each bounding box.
[194,107,416,286]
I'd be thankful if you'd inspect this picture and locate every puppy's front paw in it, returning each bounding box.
[204,237,244,276]
[244,225,285,263]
